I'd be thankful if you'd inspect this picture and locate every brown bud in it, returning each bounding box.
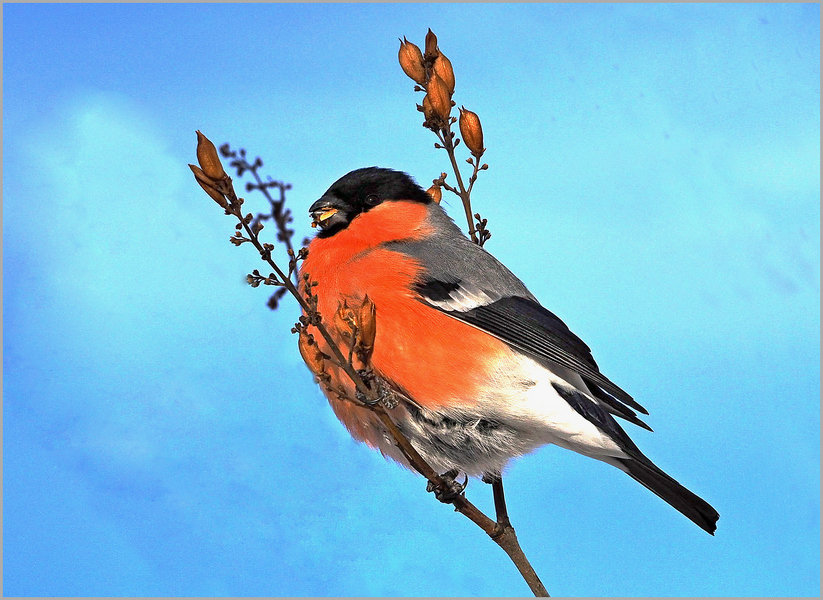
[426,184,442,204]
[398,37,426,85]
[357,296,377,355]
[298,330,326,377]
[458,107,485,157]
[426,74,451,122]
[189,164,229,208]
[424,28,439,59]
[432,53,455,96]
[421,94,436,123]
[334,300,357,341]
[196,130,226,180]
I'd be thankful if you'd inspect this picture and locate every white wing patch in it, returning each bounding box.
[423,281,499,312]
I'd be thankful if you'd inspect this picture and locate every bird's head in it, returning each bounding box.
[310,167,432,237]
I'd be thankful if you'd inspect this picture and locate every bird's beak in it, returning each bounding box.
[309,196,346,230]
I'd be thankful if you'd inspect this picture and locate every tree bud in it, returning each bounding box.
[427,74,451,122]
[432,53,455,96]
[458,107,485,157]
[195,130,226,180]
[298,330,326,377]
[398,37,426,85]
[189,164,229,208]
[357,296,377,356]
[334,300,357,341]
[424,28,439,59]
[426,184,442,204]
[421,94,436,124]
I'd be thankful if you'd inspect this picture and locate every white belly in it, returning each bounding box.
[371,352,628,478]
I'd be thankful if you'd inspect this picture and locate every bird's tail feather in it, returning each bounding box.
[618,457,719,535]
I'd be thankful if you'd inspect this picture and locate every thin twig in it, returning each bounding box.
[435,127,478,244]
[220,143,298,288]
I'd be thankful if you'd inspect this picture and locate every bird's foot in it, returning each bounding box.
[481,472,501,485]
[426,469,468,504]
[354,370,397,409]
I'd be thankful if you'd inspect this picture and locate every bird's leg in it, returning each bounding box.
[426,468,468,504]
[482,473,511,528]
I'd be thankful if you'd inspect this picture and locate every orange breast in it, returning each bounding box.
[300,202,512,419]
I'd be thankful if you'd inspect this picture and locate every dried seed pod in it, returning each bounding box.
[189,164,229,208]
[458,107,485,157]
[334,300,357,341]
[421,94,436,124]
[432,53,455,96]
[426,184,442,204]
[195,130,226,180]
[357,296,377,354]
[298,330,326,377]
[424,28,439,60]
[427,74,451,122]
[398,37,426,85]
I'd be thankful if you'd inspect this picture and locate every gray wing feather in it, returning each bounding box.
[385,203,648,423]
[386,205,537,306]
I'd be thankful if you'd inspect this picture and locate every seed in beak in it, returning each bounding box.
[312,207,339,228]
[319,208,338,221]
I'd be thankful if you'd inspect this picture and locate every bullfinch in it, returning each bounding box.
[300,166,719,535]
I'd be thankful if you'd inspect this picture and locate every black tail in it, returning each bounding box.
[618,457,719,535]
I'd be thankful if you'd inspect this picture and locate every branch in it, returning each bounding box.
[399,29,547,594]
[219,143,298,309]
[401,30,489,246]
[190,130,547,596]
[435,126,478,243]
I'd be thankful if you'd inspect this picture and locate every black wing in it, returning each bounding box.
[430,293,649,417]
[387,204,649,427]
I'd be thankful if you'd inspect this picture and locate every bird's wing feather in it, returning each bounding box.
[444,296,648,415]
[387,204,648,420]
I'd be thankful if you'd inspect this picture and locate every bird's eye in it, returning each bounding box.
[365,194,380,205]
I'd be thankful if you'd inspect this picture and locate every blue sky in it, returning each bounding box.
[2,3,819,597]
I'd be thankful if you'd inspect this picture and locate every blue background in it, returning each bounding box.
[3,3,819,597]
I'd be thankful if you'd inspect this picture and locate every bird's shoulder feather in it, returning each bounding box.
[385,203,648,419]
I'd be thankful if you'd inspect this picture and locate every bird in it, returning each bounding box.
[298,166,719,535]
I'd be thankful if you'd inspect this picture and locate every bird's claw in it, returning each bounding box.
[354,371,397,409]
[481,472,501,485]
[426,469,468,504]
